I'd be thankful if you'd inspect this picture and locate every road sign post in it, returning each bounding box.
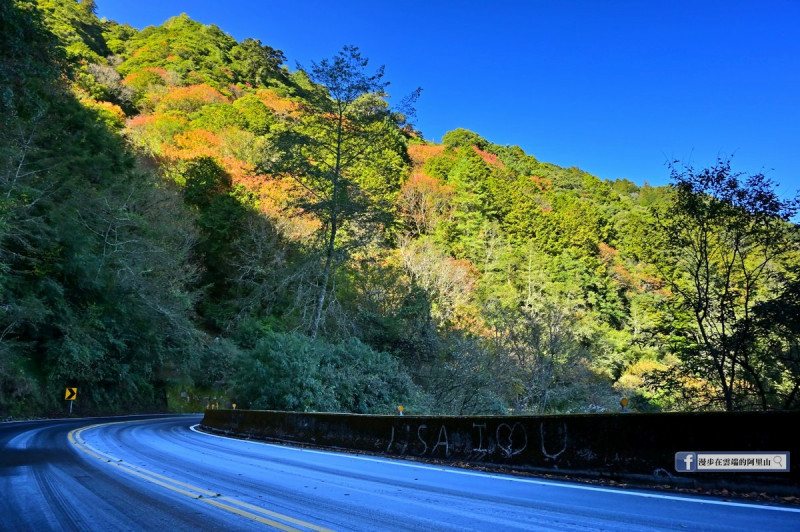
[65,388,77,413]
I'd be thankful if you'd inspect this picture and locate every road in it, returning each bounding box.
[1,415,798,531]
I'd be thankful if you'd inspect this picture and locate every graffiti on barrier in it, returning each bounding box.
[432,425,450,457]
[386,420,569,462]
[417,424,428,455]
[540,421,568,460]
[497,422,528,458]
[472,423,488,454]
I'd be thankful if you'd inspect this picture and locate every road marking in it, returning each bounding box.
[69,421,334,531]
[190,425,800,514]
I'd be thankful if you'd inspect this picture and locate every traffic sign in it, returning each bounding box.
[65,388,77,401]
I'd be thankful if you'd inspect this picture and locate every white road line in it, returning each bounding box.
[189,424,800,514]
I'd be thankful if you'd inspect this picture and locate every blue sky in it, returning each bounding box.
[96,1,799,193]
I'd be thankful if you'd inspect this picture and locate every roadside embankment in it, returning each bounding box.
[201,409,799,495]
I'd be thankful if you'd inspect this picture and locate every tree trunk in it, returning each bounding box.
[310,113,344,339]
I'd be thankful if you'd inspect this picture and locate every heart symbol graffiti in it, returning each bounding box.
[496,422,528,457]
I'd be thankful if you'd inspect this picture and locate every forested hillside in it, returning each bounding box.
[2,0,798,418]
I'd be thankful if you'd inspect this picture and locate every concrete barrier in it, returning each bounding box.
[201,409,799,495]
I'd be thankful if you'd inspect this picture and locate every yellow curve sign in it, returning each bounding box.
[65,388,78,401]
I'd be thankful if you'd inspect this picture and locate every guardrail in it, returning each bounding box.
[201,409,799,495]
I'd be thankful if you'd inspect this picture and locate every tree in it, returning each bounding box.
[486,297,586,413]
[270,46,413,338]
[230,37,285,87]
[748,272,800,409]
[652,159,799,411]
[441,128,488,150]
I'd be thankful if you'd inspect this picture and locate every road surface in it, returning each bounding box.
[1,415,798,530]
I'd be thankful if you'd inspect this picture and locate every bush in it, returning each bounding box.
[229,330,426,413]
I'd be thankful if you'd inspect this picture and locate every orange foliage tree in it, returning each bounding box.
[398,171,453,236]
[407,143,445,166]
[156,84,229,113]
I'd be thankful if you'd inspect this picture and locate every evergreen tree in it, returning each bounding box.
[270,46,410,338]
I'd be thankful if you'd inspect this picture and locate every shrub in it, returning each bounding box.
[229,331,425,413]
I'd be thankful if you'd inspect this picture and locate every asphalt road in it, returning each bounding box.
[2,415,799,531]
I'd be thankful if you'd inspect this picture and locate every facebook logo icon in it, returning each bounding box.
[675,452,696,472]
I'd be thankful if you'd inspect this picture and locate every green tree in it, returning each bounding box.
[748,272,800,408]
[178,157,251,326]
[441,128,488,150]
[439,146,496,260]
[652,159,799,411]
[232,94,276,135]
[270,46,411,338]
[229,37,285,87]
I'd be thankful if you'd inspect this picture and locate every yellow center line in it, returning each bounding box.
[68,420,334,532]
[218,496,335,530]
[72,425,222,497]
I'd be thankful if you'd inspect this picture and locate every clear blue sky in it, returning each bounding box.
[96,0,799,193]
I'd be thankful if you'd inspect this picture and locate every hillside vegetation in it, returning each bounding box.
[1,0,798,417]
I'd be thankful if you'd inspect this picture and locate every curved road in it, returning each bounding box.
[1,415,798,531]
